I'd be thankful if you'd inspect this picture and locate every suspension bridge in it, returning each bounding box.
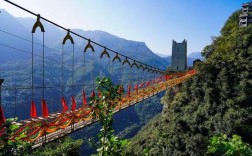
[0,0,196,148]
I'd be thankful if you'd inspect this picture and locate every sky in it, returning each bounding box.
[0,0,250,55]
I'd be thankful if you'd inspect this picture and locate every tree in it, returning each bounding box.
[207,134,252,156]
[90,77,129,156]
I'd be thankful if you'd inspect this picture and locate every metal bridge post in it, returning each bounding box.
[42,119,46,145]
[71,114,74,132]
[45,133,47,144]
[71,122,74,132]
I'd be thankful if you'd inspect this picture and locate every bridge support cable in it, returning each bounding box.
[61,29,74,113]
[82,46,87,106]
[122,57,131,105]
[100,47,111,78]
[84,39,95,101]
[30,14,46,119]
[92,51,95,92]
[31,14,48,144]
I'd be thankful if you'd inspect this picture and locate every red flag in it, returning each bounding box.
[117,86,123,94]
[30,100,37,118]
[82,90,87,105]
[42,99,49,118]
[127,84,131,97]
[162,76,165,81]
[61,97,68,112]
[98,90,101,97]
[92,91,95,98]
[165,75,171,81]
[71,96,76,111]
[0,105,5,126]
[188,69,196,75]
[146,81,151,87]
[139,82,145,88]
[134,84,138,94]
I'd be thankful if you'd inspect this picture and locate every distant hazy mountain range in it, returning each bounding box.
[188,52,204,60]
[155,53,169,58]
[156,52,203,59]
[1,8,203,68]
[157,51,204,67]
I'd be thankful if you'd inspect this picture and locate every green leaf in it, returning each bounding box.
[20,133,27,138]
[10,124,19,131]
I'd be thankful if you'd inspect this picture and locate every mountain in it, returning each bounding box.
[187,52,204,67]
[155,53,169,58]
[15,17,168,70]
[70,29,169,69]
[0,9,39,63]
[162,53,204,68]
[17,17,65,48]
[188,52,204,60]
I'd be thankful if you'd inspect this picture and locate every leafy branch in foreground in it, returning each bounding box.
[89,77,129,156]
[207,134,252,156]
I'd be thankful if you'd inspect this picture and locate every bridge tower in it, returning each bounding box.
[171,39,187,71]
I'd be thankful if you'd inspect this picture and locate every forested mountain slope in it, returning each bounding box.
[125,10,252,155]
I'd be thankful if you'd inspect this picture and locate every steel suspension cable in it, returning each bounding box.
[83,51,86,89]
[72,45,75,96]
[92,52,94,91]
[31,33,34,100]
[61,45,64,98]
[42,32,45,99]
[99,57,102,78]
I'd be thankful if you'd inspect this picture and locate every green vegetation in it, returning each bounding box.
[125,10,252,155]
[207,134,252,155]
[0,118,32,156]
[31,137,83,156]
[90,77,129,156]
[72,92,163,155]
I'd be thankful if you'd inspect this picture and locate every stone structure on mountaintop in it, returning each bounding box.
[171,40,187,71]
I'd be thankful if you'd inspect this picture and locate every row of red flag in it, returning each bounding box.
[30,90,89,119]
[30,77,165,119]
[0,76,170,126]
